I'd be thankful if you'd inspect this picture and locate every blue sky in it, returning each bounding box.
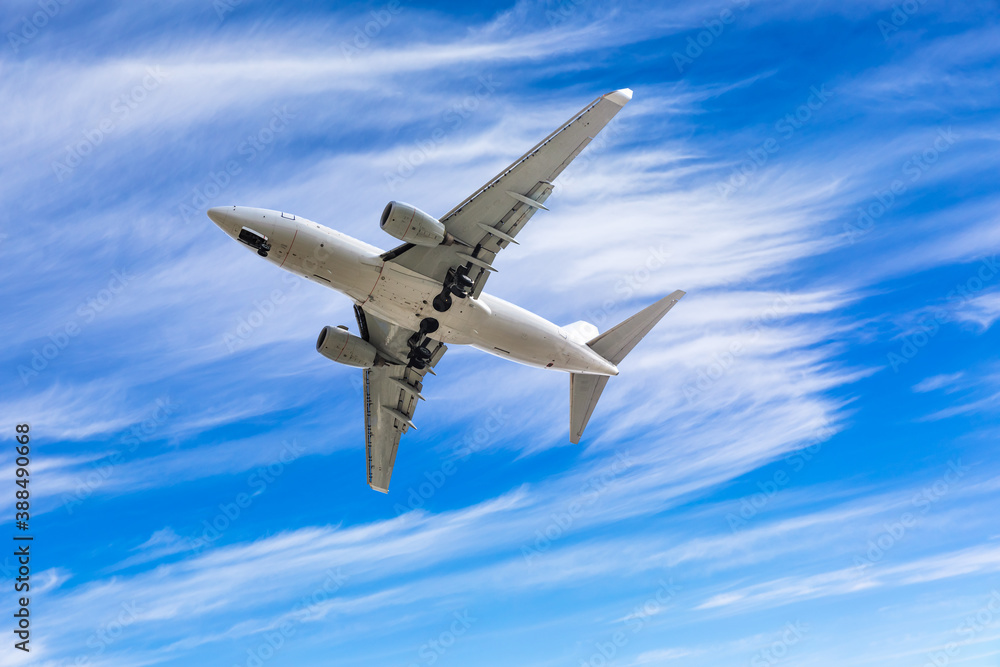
[2,0,1000,665]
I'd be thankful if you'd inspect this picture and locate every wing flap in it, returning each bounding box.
[551,137,592,180]
[358,307,446,493]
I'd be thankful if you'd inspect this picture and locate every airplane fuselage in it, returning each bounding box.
[209,206,619,376]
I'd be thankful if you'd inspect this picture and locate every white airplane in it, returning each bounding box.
[208,88,684,493]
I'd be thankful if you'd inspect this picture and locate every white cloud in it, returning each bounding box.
[4,2,1000,666]
[913,372,964,393]
[954,289,1000,331]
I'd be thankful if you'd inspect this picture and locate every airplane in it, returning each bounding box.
[207,88,684,493]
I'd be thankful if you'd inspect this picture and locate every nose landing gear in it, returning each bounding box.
[238,227,272,257]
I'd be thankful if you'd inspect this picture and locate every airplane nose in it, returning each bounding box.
[207,206,233,227]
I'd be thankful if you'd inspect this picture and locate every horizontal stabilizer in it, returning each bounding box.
[570,373,610,444]
[587,290,685,364]
[569,290,685,443]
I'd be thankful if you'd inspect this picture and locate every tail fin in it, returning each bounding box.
[570,290,685,443]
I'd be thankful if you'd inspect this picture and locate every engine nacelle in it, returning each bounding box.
[316,326,378,368]
[380,201,445,247]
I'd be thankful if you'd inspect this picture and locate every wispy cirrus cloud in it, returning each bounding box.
[3,0,1000,666]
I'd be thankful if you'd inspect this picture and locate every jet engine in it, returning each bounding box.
[316,325,378,368]
[380,201,445,246]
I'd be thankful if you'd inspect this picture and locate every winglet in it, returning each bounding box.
[603,88,633,106]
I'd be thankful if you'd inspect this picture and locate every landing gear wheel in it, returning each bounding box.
[257,249,269,257]
[432,293,452,312]
[407,343,431,369]
[419,317,440,335]
[450,272,473,297]
[407,317,438,369]
[434,266,475,311]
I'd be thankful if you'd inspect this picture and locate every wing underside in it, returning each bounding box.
[356,306,446,493]
[384,89,633,294]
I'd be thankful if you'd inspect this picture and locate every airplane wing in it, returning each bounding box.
[383,89,633,297]
[354,305,446,493]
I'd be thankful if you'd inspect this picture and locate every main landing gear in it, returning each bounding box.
[412,263,473,367]
[407,317,439,370]
[432,266,474,313]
